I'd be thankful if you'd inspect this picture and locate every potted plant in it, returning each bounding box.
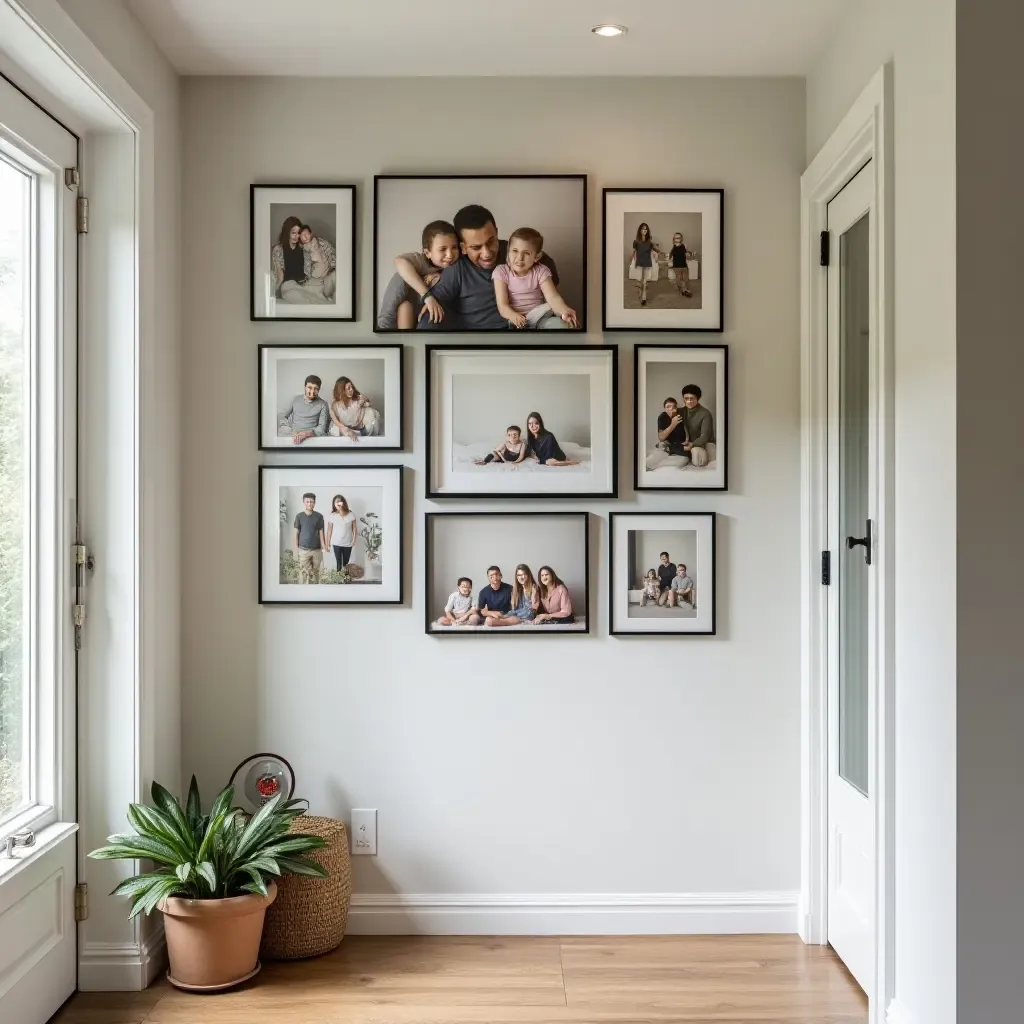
[89,777,327,991]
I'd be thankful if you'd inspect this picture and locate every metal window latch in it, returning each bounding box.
[2,829,36,859]
[846,519,873,566]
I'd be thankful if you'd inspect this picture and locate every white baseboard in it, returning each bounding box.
[347,891,799,936]
[78,930,166,991]
[886,1000,915,1024]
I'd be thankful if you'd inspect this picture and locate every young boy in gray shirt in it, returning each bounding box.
[376,220,459,330]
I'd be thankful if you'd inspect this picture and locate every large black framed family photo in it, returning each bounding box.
[602,188,724,332]
[373,174,587,333]
[258,344,404,452]
[425,345,617,499]
[251,184,357,321]
[425,512,590,636]
[259,465,403,605]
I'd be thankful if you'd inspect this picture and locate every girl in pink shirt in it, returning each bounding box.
[493,227,579,329]
[530,565,575,625]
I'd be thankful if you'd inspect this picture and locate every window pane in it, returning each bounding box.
[0,155,29,822]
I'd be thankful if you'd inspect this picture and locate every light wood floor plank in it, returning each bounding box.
[50,935,867,1024]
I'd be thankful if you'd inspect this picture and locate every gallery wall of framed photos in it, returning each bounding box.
[181,75,806,899]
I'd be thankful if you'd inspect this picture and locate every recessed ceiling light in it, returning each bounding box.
[592,24,627,38]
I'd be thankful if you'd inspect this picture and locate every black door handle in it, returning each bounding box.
[846,519,873,566]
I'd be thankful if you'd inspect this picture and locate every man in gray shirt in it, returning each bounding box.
[292,492,326,583]
[278,375,329,444]
[417,205,566,331]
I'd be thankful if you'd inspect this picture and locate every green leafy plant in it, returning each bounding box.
[360,511,382,562]
[279,549,352,585]
[88,777,328,919]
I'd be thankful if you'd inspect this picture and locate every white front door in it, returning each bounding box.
[0,77,79,1023]
[826,160,876,993]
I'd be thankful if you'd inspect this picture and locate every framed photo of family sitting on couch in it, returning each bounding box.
[602,188,724,332]
[259,344,404,451]
[426,512,590,636]
[426,345,617,499]
[635,344,728,491]
[259,465,403,605]
[251,184,356,321]
[609,512,717,636]
[373,174,587,333]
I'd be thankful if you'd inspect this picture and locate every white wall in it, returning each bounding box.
[955,3,1024,1021]
[807,1,956,1020]
[182,75,805,918]
[452,373,590,448]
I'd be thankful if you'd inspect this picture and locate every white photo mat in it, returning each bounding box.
[635,346,727,490]
[252,186,355,320]
[428,348,616,496]
[610,513,716,634]
[260,466,402,603]
[260,345,402,449]
[603,190,722,330]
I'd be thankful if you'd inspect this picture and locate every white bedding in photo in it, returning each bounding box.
[430,619,588,633]
[454,440,592,473]
[643,449,718,475]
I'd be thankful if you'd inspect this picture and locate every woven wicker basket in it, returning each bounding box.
[259,815,352,960]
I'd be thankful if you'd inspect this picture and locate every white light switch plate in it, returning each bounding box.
[351,808,377,855]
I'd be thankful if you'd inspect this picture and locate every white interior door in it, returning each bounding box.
[826,161,876,992]
[0,76,79,1023]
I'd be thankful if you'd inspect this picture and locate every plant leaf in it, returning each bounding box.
[231,793,284,862]
[238,866,268,896]
[88,836,180,867]
[110,871,175,898]
[239,881,270,896]
[261,836,327,857]
[149,782,194,852]
[175,863,192,883]
[243,856,281,877]
[126,803,192,860]
[276,854,329,878]
[196,808,229,865]
[196,861,217,892]
[185,776,203,831]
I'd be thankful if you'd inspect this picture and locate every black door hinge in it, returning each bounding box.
[821,550,831,586]
[820,230,830,267]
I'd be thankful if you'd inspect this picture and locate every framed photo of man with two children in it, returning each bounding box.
[373,174,587,334]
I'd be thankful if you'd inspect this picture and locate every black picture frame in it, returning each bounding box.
[424,344,618,500]
[250,183,357,322]
[424,511,591,637]
[608,512,717,637]
[258,465,404,606]
[372,174,588,334]
[257,343,405,452]
[601,187,724,332]
[633,344,729,492]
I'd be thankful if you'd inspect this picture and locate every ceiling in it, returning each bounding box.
[127,0,847,77]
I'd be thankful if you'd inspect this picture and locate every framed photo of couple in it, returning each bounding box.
[602,188,724,332]
[609,512,717,636]
[373,174,587,333]
[251,184,357,321]
[258,465,403,605]
[258,344,404,451]
[634,344,728,491]
[425,345,617,499]
[425,512,590,636]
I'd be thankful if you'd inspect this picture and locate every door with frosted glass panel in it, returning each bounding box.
[826,161,876,993]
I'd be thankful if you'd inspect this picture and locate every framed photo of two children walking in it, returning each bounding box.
[602,188,724,332]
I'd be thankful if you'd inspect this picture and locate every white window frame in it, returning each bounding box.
[0,0,169,992]
[799,65,895,1024]
[0,79,77,844]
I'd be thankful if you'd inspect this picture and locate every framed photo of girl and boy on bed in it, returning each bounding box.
[425,345,618,499]
[373,174,587,334]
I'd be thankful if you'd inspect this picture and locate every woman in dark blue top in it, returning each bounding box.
[526,412,579,467]
[632,222,661,307]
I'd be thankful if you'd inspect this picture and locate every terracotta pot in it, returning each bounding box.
[159,881,277,990]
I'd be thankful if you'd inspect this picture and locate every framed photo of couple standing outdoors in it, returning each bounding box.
[251,184,357,321]
[426,345,617,499]
[602,188,724,332]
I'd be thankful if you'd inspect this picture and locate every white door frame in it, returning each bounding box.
[799,64,894,1023]
[0,0,168,992]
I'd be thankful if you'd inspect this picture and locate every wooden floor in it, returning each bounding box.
[53,935,867,1024]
